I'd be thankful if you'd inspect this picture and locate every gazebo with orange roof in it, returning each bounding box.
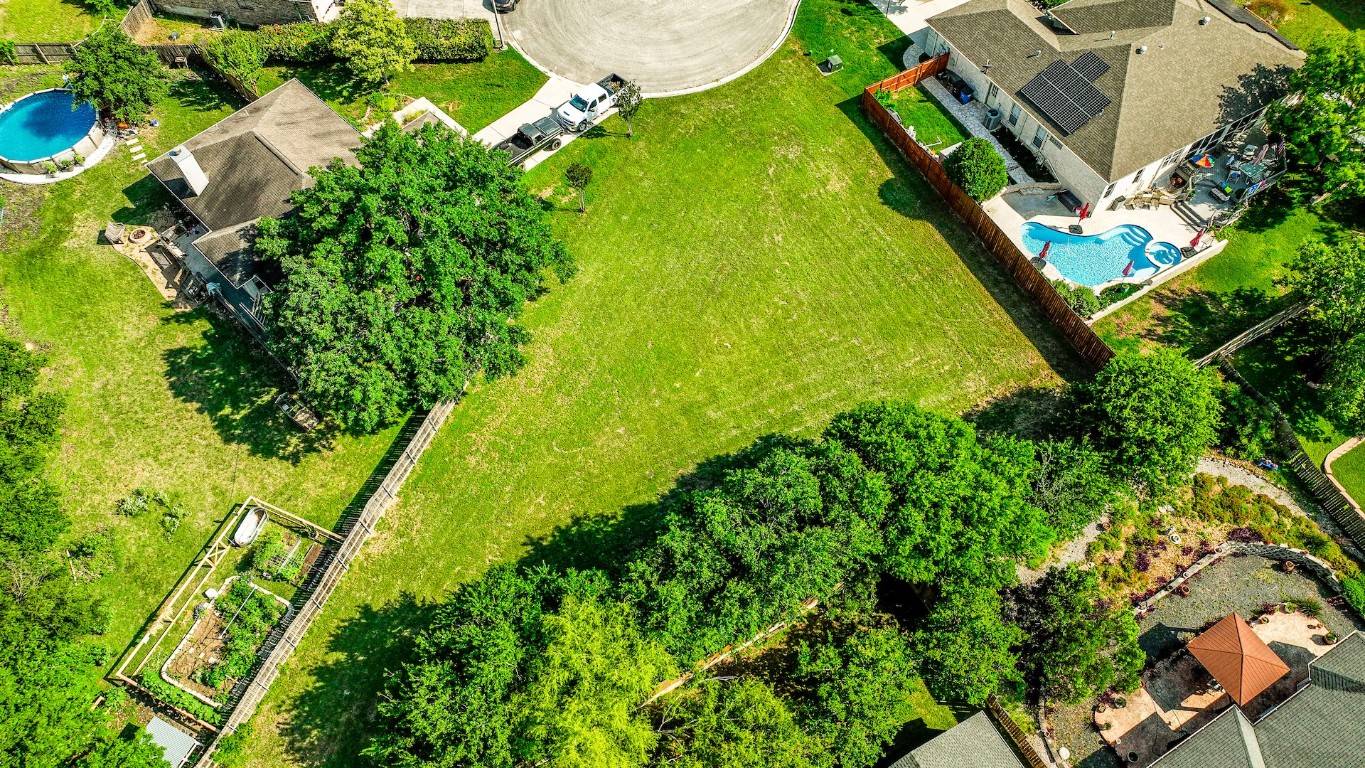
[1187,613,1290,707]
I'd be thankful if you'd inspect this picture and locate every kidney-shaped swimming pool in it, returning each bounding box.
[1021,222,1182,287]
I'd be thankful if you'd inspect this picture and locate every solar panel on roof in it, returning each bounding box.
[1071,51,1110,81]
[1017,57,1112,135]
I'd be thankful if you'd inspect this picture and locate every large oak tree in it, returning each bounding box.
[259,122,573,431]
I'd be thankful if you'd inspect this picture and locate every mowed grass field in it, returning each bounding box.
[0,0,98,41]
[245,1,1078,765]
[1331,443,1365,508]
[0,70,401,660]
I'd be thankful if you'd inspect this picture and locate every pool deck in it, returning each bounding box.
[983,186,1226,295]
[0,131,116,185]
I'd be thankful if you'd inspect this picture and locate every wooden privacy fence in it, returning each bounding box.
[9,43,77,64]
[986,695,1050,768]
[192,398,458,766]
[1218,359,1365,547]
[861,69,1114,371]
[121,0,157,38]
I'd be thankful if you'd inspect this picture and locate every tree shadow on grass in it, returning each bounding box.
[838,96,1088,382]
[1150,285,1285,357]
[113,175,174,225]
[168,70,245,115]
[966,384,1070,441]
[1233,190,1296,235]
[161,309,334,462]
[1232,321,1337,444]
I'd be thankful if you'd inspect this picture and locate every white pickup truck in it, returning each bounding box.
[555,74,628,133]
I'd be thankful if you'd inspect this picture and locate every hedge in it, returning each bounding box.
[403,18,491,62]
[245,19,490,66]
[256,22,335,63]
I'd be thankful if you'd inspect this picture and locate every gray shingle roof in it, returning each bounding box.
[1151,707,1263,768]
[147,79,359,232]
[889,711,1025,768]
[928,0,1303,181]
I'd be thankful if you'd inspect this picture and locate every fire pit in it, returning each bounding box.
[127,226,156,247]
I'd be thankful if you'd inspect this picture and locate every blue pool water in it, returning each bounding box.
[1021,222,1182,287]
[0,90,98,163]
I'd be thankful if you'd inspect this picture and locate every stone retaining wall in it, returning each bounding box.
[1135,541,1341,617]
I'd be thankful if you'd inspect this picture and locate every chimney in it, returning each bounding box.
[169,145,209,196]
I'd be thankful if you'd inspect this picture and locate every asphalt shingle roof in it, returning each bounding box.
[927,0,1303,181]
[889,711,1025,768]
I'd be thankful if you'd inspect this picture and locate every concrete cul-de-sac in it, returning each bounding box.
[501,0,799,95]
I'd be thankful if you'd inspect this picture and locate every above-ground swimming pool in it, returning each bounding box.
[0,89,104,175]
[1021,222,1181,287]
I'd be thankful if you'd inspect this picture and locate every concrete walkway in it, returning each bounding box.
[392,0,496,22]
[1324,437,1365,515]
[871,0,973,41]
[472,75,625,171]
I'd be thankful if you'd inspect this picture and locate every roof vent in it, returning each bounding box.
[168,145,209,196]
[1108,30,1115,40]
[1200,15,1211,25]
[1136,45,1147,54]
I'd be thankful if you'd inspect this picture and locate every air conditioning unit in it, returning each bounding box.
[983,107,1003,131]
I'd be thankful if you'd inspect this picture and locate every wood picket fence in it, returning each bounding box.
[861,63,1114,371]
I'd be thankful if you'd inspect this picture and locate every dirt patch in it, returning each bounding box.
[166,609,227,702]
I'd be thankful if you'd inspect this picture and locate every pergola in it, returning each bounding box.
[1187,613,1290,707]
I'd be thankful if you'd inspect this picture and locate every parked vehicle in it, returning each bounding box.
[493,116,565,166]
[493,0,518,10]
[556,74,628,132]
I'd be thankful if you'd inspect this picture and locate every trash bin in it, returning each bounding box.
[957,85,975,104]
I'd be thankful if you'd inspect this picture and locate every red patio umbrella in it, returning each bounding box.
[1191,227,1207,247]
[1039,241,1052,259]
[1122,260,1135,277]
[1079,202,1090,220]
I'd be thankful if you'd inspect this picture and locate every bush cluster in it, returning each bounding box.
[403,18,490,62]
[943,137,1009,201]
[255,22,335,63]
[1186,473,1356,574]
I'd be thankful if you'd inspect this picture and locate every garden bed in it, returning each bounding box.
[162,577,291,705]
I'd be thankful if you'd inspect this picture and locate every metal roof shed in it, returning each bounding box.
[146,716,201,768]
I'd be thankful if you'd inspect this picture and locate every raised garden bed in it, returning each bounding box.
[162,577,291,705]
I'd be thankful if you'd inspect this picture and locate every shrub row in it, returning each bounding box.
[403,18,490,62]
[247,18,490,64]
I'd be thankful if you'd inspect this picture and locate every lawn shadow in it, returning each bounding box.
[837,96,1088,382]
[966,384,1070,440]
[1233,319,1339,443]
[1151,285,1284,356]
[161,309,334,462]
[169,70,246,114]
[279,594,437,768]
[113,175,175,225]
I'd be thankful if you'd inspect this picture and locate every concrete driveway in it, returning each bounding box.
[502,0,799,96]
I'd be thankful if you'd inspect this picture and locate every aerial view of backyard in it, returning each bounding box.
[0,0,1363,766]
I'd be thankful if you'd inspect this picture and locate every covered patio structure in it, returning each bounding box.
[1187,613,1290,708]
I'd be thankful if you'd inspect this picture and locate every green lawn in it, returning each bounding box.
[890,84,969,150]
[1270,0,1365,46]
[259,48,547,131]
[1331,442,1365,507]
[1095,200,1340,357]
[0,71,399,663]
[0,0,98,41]
[243,1,1077,765]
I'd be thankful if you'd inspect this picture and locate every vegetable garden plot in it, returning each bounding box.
[113,496,341,731]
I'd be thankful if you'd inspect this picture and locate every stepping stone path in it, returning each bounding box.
[125,136,146,164]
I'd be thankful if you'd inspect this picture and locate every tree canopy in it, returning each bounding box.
[1266,31,1365,201]
[1283,237,1365,433]
[1073,350,1220,491]
[943,138,1009,201]
[64,26,169,123]
[330,0,417,84]
[1011,565,1143,703]
[259,122,573,430]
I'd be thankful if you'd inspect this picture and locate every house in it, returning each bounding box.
[889,711,1029,768]
[152,0,339,28]
[923,0,1304,209]
[1152,631,1365,766]
[147,79,361,338]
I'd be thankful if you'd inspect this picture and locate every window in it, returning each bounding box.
[1103,182,1117,198]
[1008,103,1021,126]
[1032,125,1047,149]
